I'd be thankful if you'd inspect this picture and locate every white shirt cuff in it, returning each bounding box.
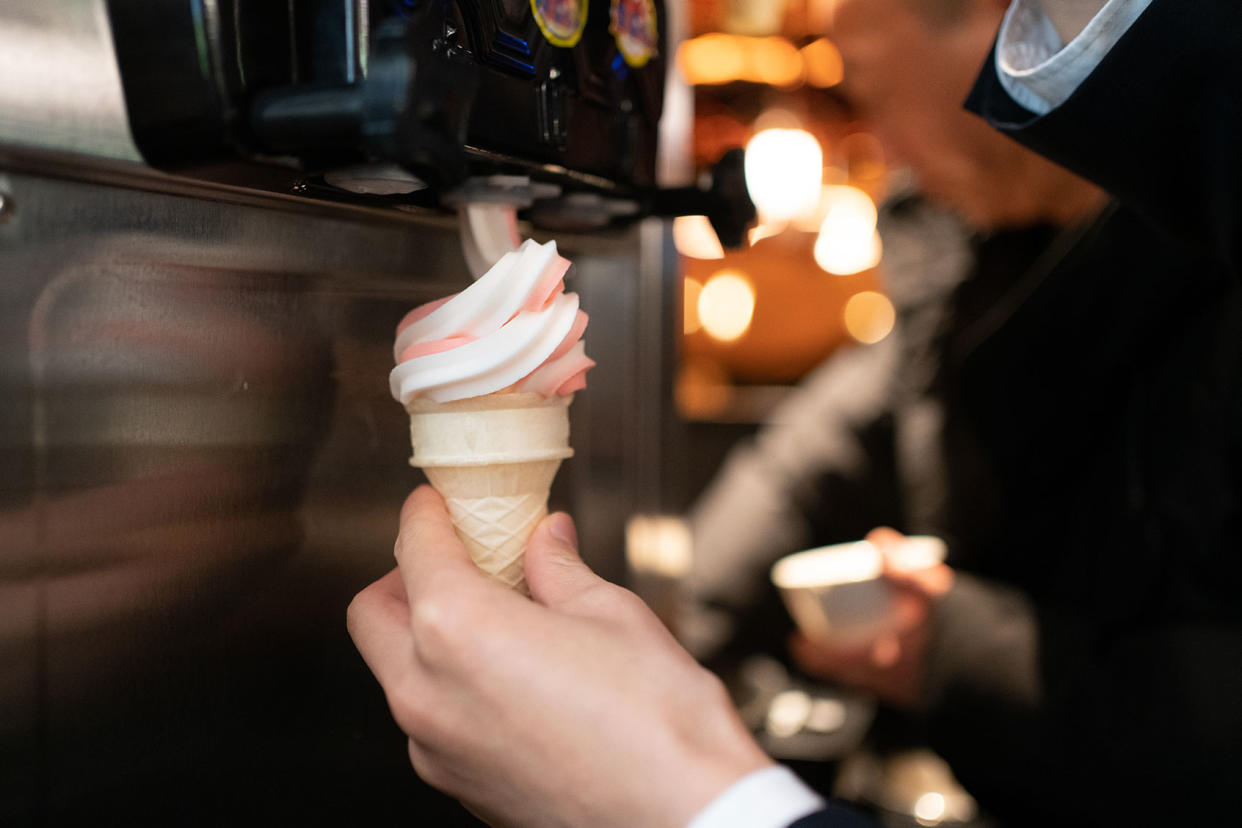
[685,765,826,828]
[995,0,1155,115]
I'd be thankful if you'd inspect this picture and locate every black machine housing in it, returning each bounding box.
[105,0,753,242]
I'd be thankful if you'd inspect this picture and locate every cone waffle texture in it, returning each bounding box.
[405,393,573,593]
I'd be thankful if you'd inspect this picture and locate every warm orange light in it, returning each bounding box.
[819,185,878,236]
[748,221,787,245]
[673,215,725,260]
[676,34,807,88]
[675,357,733,419]
[752,37,804,87]
[677,33,745,85]
[794,184,836,232]
[843,291,895,344]
[813,185,883,275]
[800,38,844,88]
[745,128,824,222]
[683,277,703,335]
[698,270,756,342]
[815,228,883,275]
[752,107,802,132]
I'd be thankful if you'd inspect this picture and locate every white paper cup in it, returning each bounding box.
[771,536,946,647]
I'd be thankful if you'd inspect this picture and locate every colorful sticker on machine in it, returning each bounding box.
[610,0,658,67]
[531,0,588,48]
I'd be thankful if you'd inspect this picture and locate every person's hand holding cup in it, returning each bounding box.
[772,528,953,709]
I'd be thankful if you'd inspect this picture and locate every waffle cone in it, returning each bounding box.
[405,393,573,593]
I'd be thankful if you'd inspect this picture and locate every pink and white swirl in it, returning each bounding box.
[389,239,594,404]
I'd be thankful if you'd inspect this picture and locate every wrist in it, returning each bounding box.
[670,737,774,826]
[661,675,776,827]
[686,765,826,828]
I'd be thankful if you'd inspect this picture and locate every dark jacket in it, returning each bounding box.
[698,195,1242,824]
[790,196,1242,828]
[931,2,1242,822]
[927,205,1242,825]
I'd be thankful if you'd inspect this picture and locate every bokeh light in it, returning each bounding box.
[673,215,725,260]
[843,290,895,344]
[745,128,824,222]
[814,227,882,275]
[913,792,947,825]
[800,37,844,87]
[683,277,703,334]
[626,515,693,578]
[813,185,883,275]
[818,185,877,237]
[766,689,812,738]
[748,221,787,245]
[675,356,734,419]
[677,34,809,87]
[752,37,804,87]
[698,269,756,342]
[677,33,746,85]
[807,698,847,733]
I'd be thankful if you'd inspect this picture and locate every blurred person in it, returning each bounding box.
[779,0,1242,824]
[694,0,1242,823]
[345,2,1242,827]
[688,0,1106,649]
[688,0,1112,708]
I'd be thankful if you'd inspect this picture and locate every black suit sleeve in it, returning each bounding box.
[965,0,1242,274]
[787,803,877,827]
[920,575,1242,823]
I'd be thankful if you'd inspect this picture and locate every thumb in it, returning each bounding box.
[865,526,906,553]
[870,634,901,668]
[524,512,604,609]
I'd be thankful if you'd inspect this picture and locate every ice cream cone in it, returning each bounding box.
[405,392,573,593]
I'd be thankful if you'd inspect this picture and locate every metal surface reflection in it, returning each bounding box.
[0,165,662,825]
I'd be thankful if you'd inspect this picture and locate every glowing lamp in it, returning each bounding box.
[813,185,883,275]
[843,291,895,344]
[744,128,824,223]
[673,215,725,260]
[698,270,756,343]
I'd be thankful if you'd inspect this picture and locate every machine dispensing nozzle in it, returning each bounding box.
[459,203,520,280]
[446,176,560,279]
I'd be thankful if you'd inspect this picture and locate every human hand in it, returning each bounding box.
[789,528,953,710]
[347,486,773,828]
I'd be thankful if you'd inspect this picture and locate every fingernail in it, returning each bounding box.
[547,512,577,546]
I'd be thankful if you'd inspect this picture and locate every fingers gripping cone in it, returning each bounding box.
[405,393,573,593]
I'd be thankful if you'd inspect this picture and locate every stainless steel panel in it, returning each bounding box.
[0,158,662,825]
[0,0,140,160]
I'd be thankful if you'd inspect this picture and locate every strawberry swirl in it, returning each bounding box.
[389,239,594,404]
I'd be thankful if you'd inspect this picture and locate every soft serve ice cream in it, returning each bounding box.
[390,239,593,404]
[389,239,592,592]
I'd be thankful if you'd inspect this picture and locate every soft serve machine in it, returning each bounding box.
[0,1,752,823]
